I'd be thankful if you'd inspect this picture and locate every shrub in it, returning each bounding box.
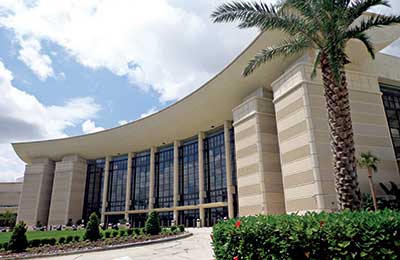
[66,218,73,226]
[66,235,74,243]
[145,211,161,235]
[48,238,56,246]
[132,228,140,236]
[178,225,184,232]
[2,242,8,251]
[58,237,66,244]
[212,210,400,260]
[104,230,111,238]
[8,221,28,252]
[40,238,49,245]
[119,229,126,237]
[112,230,119,237]
[29,238,41,248]
[170,225,177,233]
[74,235,80,242]
[127,228,133,236]
[84,212,101,241]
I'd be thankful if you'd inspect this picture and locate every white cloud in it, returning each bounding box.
[0,61,101,181]
[0,0,257,101]
[18,37,54,80]
[140,107,158,119]
[81,119,104,134]
[118,120,128,126]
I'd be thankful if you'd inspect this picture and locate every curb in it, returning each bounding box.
[5,232,193,259]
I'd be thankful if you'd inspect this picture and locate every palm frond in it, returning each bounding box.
[243,36,310,77]
[311,50,322,79]
[211,1,315,39]
[348,32,375,59]
[347,0,390,22]
[350,14,400,33]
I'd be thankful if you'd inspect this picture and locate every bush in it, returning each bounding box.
[133,228,140,236]
[119,229,126,237]
[8,221,28,252]
[58,237,66,244]
[178,225,184,232]
[29,238,41,248]
[40,238,49,245]
[145,211,161,235]
[66,235,74,243]
[112,230,119,237]
[2,242,8,251]
[84,212,101,241]
[74,235,80,242]
[170,225,177,232]
[127,228,133,236]
[48,238,56,246]
[104,230,111,238]
[212,210,400,260]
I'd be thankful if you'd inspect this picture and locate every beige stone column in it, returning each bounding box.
[101,156,111,224]
[198,132,205,227]
[173,141,180,224]
[149,147,157,210]
[124,152,133,220]
[17,158,55,227]
[48,155,87,226]
[224,121,235,219]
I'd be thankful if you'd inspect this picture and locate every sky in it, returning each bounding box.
[0,0,399,182]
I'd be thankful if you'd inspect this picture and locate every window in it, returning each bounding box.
[155,147,174,208]
[179,139,199,206]
[178,209,199,227]
[381,86,400,158]
[83,159,105,220]
[204,130,227,203]
[230,127,239,217]
[205,207,228,227]
[107,155,128,212]
[131,152,150,210]
[158,211,173,227]
[129,213,147,228]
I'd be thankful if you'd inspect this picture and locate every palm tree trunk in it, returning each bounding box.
[320,53,361,210]
[368,169,378,211]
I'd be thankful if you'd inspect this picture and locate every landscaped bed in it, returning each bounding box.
[0,229,188,259]
[0,229,85,244]
[0,211,188,259]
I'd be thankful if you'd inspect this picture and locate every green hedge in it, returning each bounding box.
[212,210,400,260]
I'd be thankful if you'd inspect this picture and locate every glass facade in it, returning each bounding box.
[205,207,228,227]
[129,213,147,228]
[131,152,150,210]
[106,214,124,225]
[83,159,105,220]
[381,85,400,159]
[179,139,199,206]
[178,209,199,227]
[107,155,128,212]
[204,131,227,203]
[155,147,174,208]
[230,127,239,217]
[158,211,173,227]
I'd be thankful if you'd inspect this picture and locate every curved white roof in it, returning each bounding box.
[13,22,400,164]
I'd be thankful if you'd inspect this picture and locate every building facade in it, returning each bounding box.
[0,182,22,214]
[12,25,400,227]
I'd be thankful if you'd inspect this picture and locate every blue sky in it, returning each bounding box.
[0,0,399,181]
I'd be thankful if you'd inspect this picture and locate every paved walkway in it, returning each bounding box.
[38,228,213,260]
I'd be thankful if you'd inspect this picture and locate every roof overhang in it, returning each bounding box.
[12,16,400,164]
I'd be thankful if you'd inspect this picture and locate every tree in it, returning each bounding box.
[211,0,400,210]
[8,221,28,252]
[84,212,101,241]
[358,151,380,211]
[145,211,161,235]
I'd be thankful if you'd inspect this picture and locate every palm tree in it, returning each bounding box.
[358,151,380,211]
[211,0,400,210]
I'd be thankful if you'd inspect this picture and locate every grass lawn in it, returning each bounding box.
[0,229,85,244]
